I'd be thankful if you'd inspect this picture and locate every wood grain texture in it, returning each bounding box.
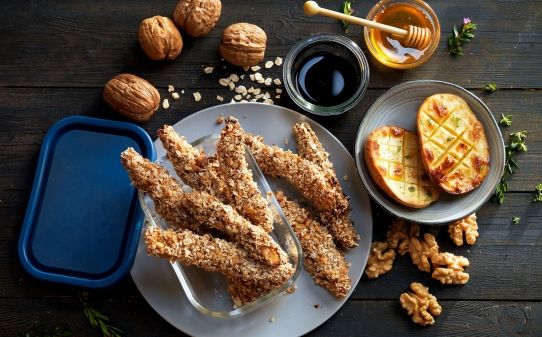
[0,0,541,88]
[1,0,541,335]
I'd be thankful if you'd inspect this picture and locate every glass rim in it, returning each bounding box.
[363,0,441,69]
[283,33,370,116]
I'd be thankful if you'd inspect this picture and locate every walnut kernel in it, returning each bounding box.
[400,282,442,326]
[448,213,479,246]
[364,242,396,279]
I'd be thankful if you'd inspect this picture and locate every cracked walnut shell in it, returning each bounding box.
[448,213,479,246]
[103,74,160,122]
[400,282,442,326]
[365,241,396,279]
[173,0,221,37]
[138,16,183,61]
[219,23,267,67]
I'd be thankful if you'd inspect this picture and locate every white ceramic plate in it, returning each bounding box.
[354,80,505,224]
[130,102,373,337]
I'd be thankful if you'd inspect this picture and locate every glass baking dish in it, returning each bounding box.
[138,135,302,318]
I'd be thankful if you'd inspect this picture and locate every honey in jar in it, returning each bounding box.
[364,0,440,69]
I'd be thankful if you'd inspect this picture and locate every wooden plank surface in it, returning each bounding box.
[1,0,541,336]
[0,0,541,88]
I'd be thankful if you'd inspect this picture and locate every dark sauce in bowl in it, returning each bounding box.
[295,52,359,106]
[284,34,369,115]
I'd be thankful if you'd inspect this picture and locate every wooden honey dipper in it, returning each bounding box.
[303,1,432,49]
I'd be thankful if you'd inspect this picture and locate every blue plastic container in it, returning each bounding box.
[18,116,155,288]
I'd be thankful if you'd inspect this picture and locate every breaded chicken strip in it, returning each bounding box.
[121,147,285,267]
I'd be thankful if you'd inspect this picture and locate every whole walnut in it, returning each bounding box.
[103,74,160,122]
[173,0,222,37]
[138,16,183,61]
[219,23,267,67]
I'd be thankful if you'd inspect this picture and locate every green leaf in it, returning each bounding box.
[533,183,542,202]
[448,20,477,56]
[512,216,520,224]
[340,1,354,32]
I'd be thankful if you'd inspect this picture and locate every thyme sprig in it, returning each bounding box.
[448,18,477,56]
[492,131,528,204]
[512,216,521,224]
[340,1,354,32]
[79,292,123,337]
[534,183,542,202]
[500,113,513,127]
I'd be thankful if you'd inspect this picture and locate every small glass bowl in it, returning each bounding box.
[364,0,440,69]
[283,33,370,116]
[138,135,303,318]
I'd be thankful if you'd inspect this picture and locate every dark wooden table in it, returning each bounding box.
[1,1,541,336]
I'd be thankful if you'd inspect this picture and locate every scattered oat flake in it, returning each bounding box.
[273,78,282,85]
[274,57,283,66]
[235,85,247,94]
[264,99,274,105]
[216,95,224,102]
[181,89,185,94]
[240,99,248,102]
[243,66,250,71]
[168,85,174,93]
[253,88,261,95]
[276,88,283,93]
[219,78,230,87]
[228,81,235,90]
[216,116,225,124]
[275,95,281,99]
[269,316,276,323]
[343,175,349,181]
[162,98,170,109]
[240,74,245,80]
[264,78,272,86]
[249,74,256,81]
[263,92,271,99]
[171,92,180,100]
[193,92,201,102]
[234,94,242,101]
[251,65,261,71]
[229,74,239,82]
[248,87,254,93]
[265,60,274,69]
[203,66,214,74]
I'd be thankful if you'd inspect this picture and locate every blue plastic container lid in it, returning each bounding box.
[18,116,155,288]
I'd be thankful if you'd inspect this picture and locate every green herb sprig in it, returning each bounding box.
[485,83,497,93]
[512,216,521,224]
[448,18,477,56]
[79,292,123,337]
[500,113,513,127]
[340,1,354,32]
[534,183,542,202]
[492,131,528,204]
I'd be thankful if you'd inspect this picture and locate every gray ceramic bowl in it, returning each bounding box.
[354,80,505,224]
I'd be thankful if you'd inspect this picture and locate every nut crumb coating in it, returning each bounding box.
[120,147,286,267]
[293,122,359,248]
[244,133,349,215]
[275,191,351,298]
[226,277,272,308]
[217,117,274,232]
[144,226,294,289]
[158,125,226,198]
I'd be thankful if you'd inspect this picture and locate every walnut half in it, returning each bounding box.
[448,213,479,246]
[400,282,442,326]
[364,242,396,279]
[409,233,439,273]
